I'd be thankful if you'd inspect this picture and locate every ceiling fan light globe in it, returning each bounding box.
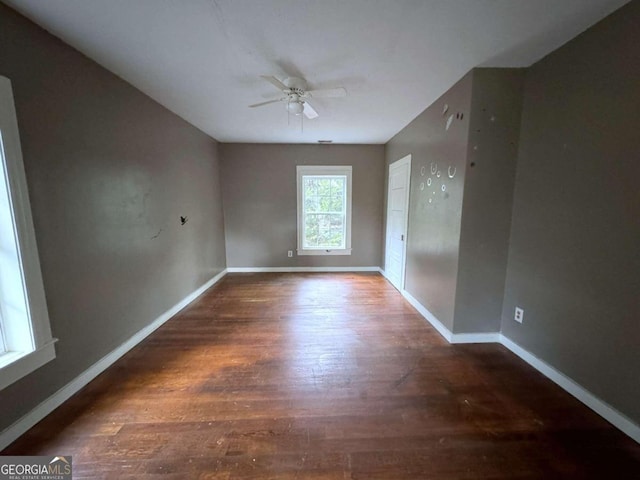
[287,101,304,115]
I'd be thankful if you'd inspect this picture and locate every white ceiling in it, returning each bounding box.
[4,0,629,144]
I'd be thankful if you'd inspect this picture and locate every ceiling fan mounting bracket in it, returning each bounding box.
[283,77,307,91]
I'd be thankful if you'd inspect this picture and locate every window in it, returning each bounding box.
[297,165,352,255]
[0,76,56,390]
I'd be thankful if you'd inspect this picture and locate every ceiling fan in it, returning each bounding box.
[249,75,347,119]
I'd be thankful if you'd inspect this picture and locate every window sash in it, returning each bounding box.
[296,165,352,256]
[302,175,347,250]
[0,76,56,390]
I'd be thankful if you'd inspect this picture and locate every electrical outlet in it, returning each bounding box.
[514,307,524,323]
[287,250,293,258]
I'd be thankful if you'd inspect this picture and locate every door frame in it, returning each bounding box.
[384,154,411,291]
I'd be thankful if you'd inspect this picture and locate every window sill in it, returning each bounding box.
[0,339,57,391]
[297,248,352,256]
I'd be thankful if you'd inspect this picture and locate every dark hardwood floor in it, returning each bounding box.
[3,273,639,478]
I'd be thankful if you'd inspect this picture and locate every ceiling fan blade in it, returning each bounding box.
[303,101,319,119]
[260,75,287,91]
[307,87,347,98]
[249,98,285,108]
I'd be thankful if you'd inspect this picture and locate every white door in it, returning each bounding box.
[385,155,411,291]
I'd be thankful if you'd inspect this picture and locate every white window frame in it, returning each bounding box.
[0,76,56,391]
[296,165,352,256]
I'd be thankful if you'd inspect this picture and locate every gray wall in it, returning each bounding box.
[0,4,226,432]
[454,69,524,334]
[501,1,640,423]
[385,73,473,331]
[220,144,384,268]
[385,69,524,335]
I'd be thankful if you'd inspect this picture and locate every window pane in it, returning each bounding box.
[329,214,343,228]
[330,195,343,212]
[318,229,330,246]
[329,214,344,247]
[315,214,329,246]
[304,196,320,213]
[319,196,332,212]
[318,214,331,231]
[305,214,319,246]
[327,234,342,247]
[304,178,317,198]
[317,178,331,195]
[330,178,344,194]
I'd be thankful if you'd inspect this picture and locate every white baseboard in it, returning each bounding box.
[400,290,453,342]
[0,268,228,451]
[400,290,499,344]
[227,266,381,273]
[450,332,501,344]
[500,335,640,444]
[398,285,639,443]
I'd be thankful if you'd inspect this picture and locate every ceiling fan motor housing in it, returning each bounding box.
[284,77,307,91]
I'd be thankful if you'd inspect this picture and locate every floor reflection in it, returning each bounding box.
[284,276,362,395]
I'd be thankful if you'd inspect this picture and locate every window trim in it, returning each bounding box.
[296,165,352,256]
[0,76,56,391]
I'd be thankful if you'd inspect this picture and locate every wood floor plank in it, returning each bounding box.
[2,272,639,478]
